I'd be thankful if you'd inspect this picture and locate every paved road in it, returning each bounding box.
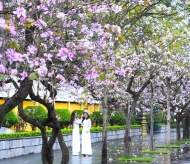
[1,132,190,164]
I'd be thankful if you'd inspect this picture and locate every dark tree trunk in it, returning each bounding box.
[124,118,132,156]
[101,93,108,164]
[183,115,189,139]
[41,141,54,164]
[57,131,69,164]
[166,78,171,145]
[41,128,57,164]
[187,115,190,138]
[0,79,32,126]
[29,82,70,163]
[150,83,154,150]
[176,119,181,140]
[101,124,108,164]
[19,102,56,164]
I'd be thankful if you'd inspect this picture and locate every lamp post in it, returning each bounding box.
[141,110,147,137]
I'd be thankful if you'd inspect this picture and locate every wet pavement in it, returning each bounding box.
[0,131,190,164]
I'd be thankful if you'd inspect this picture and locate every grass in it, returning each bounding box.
[117,156,155,162]
[140,150,170,154]
[155,145,181,149]
[171,138,190,145]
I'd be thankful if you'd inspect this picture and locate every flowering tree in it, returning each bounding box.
[1,0,190,163]
[109,0,190,156]
[0,0,126,163]
[0,0,104,163]
[76,0,176,159]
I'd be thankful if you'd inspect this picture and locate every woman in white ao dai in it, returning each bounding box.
[81,110,92,156]
[70,111,82,156]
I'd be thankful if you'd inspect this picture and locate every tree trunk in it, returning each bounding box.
[187,115,190,138]
[124,117,132,156]
[18,101,59,164]
[41,144,54,164]
[41,139,54,164]
[57,131,69,164]
[101,93,108,164]
[150,83,154,150]
[41,128,59,164]
[0,79,32,126]
[166,78,171,145]
[183,115,189,139]
[176,119,181,140]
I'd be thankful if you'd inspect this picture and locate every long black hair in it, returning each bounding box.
[82,112,90,123]
[70,110,76,125]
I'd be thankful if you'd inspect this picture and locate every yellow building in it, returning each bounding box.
[0,99,99,131]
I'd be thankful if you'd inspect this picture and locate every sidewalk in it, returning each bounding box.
[1,132,190,164]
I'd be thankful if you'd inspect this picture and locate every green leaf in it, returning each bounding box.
[99,74,106,81]
[24,21,31,28]
[10,42,18,49]
[28,72,38,80]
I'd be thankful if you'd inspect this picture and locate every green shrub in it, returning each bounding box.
[135,109,166,125]
[2,110,19,128]
[55,109,71,128]
[131,124,141,128]
[0,125,126,139]
[91,111,103,126]
[109,110,125,126]
[24,106,47,131]
[146,110,166,124]
[74,109,84,118]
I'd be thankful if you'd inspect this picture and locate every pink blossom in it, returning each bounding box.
[56,74,65,82]
[80,24,88,33]
[13,6,26,19]
[68,52,74,61]
[56,12,66,20]
[111,25,121,34]
[20,71,28,80]
[37,4,48,14]
[6,49,23,63]
[0,18,6,29]
[58,48,69,56]
[57,48,69,61]
[44,53,53,61]
[37,65,48,77]
[11,69,18,76]
[0,64,6,73]
[104,24,111,29]
[40,29,53,38]
[35,19,47,29]
[12,52,23,62]
[33,59,39,67]
[57,48,74,61]
[111,5,122,13]
[84,69,98,81]
[48,97,53,103]
[71,20,78,27]
[28,45,37,54]
[118,68,126,77]
[48,71,54,77]
[91,23,102,32]
[40,58,46,64]
[9,24,16,35]
[55,36,60,41]
[98,39,107,47]
[0,1,3,11]
[10,69,18,79]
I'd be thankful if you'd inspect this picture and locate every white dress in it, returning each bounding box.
[81,118,92,155]
[72,118,81,155]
